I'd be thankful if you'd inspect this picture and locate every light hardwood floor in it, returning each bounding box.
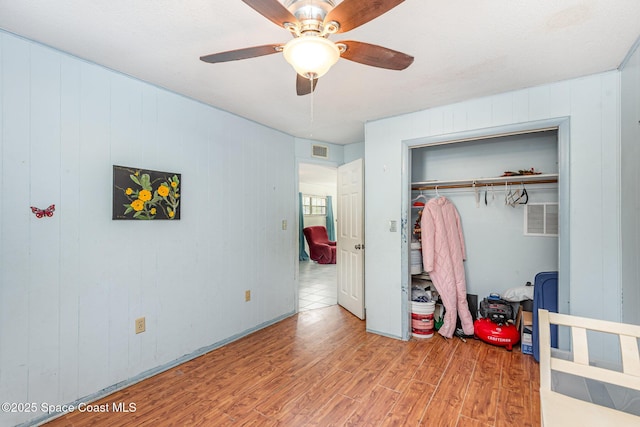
[45,305,540,426]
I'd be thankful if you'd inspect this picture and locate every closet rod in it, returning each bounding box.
[412,175,558,191]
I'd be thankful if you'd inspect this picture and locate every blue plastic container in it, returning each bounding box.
[532,271,558,362]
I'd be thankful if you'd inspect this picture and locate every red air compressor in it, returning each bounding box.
[474,294,520,351]
[474,318,520,351]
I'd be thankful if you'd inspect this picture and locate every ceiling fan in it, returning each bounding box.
[200,0,414,96]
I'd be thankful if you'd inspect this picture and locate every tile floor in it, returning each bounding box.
[298,260,337,312]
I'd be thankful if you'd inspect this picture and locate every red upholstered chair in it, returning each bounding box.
[303,226,336,264]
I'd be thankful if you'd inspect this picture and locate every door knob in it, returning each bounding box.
[355,244,361,250]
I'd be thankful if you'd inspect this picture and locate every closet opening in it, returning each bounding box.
[402,120,569,341]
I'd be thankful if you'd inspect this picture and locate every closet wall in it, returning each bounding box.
[411,131,559,302]
[620,40,640,326]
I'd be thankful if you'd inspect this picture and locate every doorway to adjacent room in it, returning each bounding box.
[298,162,338,311]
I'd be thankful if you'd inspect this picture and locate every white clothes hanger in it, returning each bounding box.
[504,182,509,205]
[484,184,495,206]
[412,193,428,208]
[473,181,480,208]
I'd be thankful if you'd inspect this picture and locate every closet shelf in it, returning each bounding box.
[411,173,558,191]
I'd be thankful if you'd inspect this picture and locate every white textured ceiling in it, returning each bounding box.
[1,1,639,145]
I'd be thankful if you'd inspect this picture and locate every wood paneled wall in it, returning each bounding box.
[0,30,297,426]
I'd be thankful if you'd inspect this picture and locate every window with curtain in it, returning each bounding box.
[302,195,326,215]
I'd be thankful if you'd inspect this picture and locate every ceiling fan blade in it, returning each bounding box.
[200,44,282,63]
[296,74,318,96]
[338,40,414,70]
[325,0,404,33]
[242,0,298,28]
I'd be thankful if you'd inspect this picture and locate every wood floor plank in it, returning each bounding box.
[380,380,436,426]
[501,349,532,390]
[345,385,400,426]
[276,367,355,421]
[360,342,406,373]
[453,336,485,360]
[460,343,505,424]
[44,305,540,427]
[307,394,357,426]
[377,340,428,392]
[495,382,532,427]
[228,409,278,426]
[525,351,541,427]
[340,367,386,402]
[457,414,493,427]
[413,335,459,385]
[252,361,332,417]
[420,356,476,426]
[529,362,541,427]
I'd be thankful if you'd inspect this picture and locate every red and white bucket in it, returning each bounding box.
[411,301,436,338]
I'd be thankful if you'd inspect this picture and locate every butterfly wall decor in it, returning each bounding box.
[30,204,55,218]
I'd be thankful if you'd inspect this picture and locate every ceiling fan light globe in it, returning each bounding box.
[283,36,340,79]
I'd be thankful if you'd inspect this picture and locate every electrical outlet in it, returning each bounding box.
[282,219,287,230]
[135,317,146,334]
[245,290,251,302]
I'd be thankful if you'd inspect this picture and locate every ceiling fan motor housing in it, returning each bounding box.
[285,0,338,36]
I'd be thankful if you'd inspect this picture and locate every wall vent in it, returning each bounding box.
[525,203,558,236]
[311,144,329,159]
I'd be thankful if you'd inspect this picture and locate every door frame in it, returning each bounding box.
[400,118,571,340]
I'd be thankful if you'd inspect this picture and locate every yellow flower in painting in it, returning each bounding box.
[150,208,157,215]
[171,181,177,188]
[125,187,133,195]
[131,199,144,212]
[169,211,175,218]
[139,189,152,202]
[157,185,169,197]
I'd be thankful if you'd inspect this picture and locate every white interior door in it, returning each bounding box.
[337,158,365,319]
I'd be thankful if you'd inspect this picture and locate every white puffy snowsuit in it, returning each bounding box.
[421,196,474,338]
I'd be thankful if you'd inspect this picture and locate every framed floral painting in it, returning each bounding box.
[112,165,181,220]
